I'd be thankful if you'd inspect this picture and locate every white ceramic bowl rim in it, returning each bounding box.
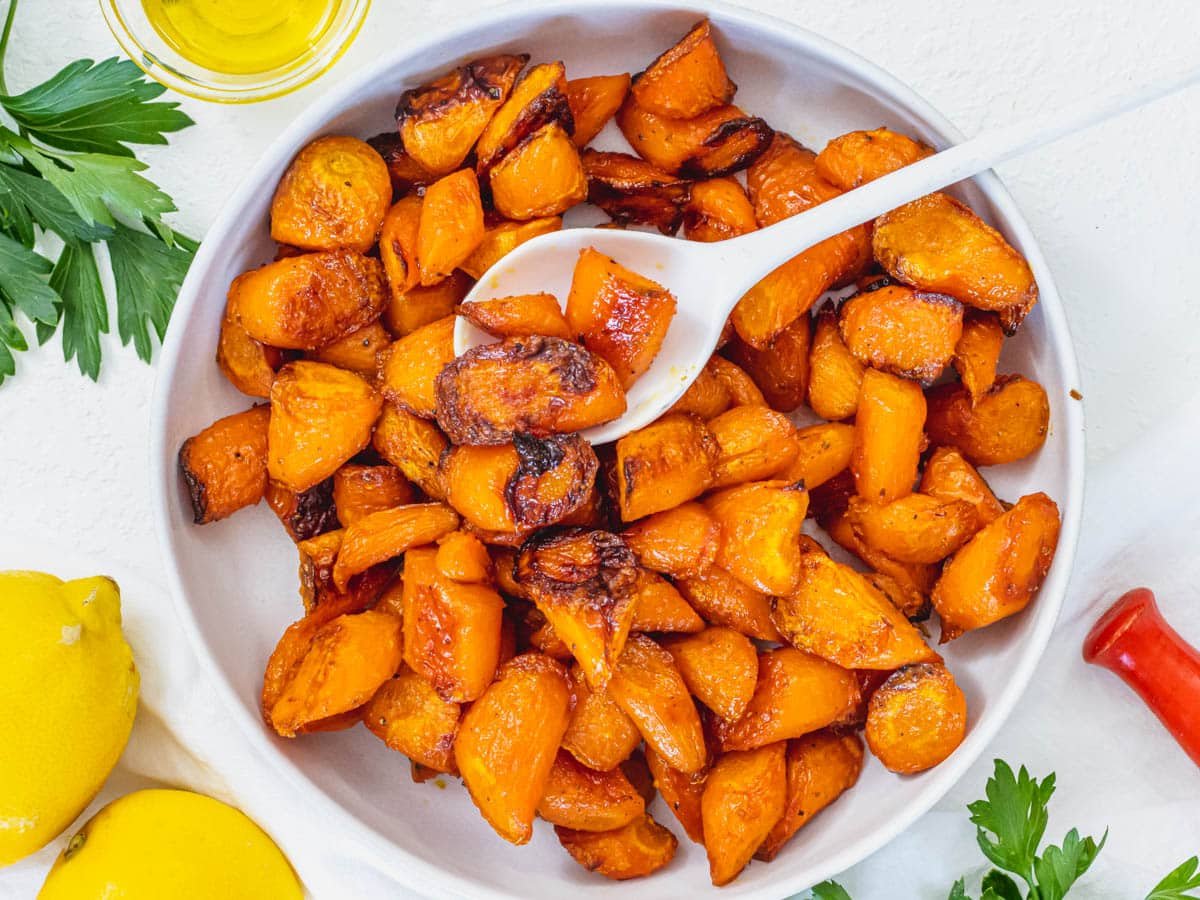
[149,1,1085,897]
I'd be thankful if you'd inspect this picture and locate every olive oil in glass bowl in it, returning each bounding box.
[101,0,370,103]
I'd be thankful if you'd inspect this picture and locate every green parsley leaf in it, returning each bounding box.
[981,870,1023,900]
[0,296,27,383]
[10,134,177,231]
[1147,857,1200,899]
[0,229,61,325]
[809,881,854,900]
[947,878,972,900]
[108,222,193,361]
[0,161,113,243]
[49,240,106,379]
[1033,827,1107,900]
[0,57,193,157]
[968,760,1054,886]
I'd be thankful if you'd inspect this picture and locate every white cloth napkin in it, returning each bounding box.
[5,392,1200,900]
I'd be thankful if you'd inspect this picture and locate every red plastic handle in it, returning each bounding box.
[1083,587,1200,767]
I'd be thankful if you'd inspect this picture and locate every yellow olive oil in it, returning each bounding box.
[141,0,342,75]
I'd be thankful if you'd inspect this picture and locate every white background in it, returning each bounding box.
[2,0,1200,897]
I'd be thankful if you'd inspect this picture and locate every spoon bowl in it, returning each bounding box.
[454,228,732,443]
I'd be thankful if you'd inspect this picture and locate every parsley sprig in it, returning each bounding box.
[0,0,195,384]
[801,759,1199,900]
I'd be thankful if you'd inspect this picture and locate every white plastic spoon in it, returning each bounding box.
[455,64,1200,444]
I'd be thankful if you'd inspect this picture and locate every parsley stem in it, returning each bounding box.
[0,0,17,94]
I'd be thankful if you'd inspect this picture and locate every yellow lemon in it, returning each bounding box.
[0,572,138,866]
[38,789,303,899]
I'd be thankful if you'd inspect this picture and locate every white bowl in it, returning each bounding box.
[149,2,1085,896]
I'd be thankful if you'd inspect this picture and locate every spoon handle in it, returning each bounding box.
[1083,587,1200,768]
[723,63,1200,296]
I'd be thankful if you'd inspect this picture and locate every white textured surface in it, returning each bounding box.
[2,0,1199,897]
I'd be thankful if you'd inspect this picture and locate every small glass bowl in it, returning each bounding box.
[100,0,371,104]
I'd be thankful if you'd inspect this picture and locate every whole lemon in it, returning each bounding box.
[0,572,138,866]
[38,790,303,899]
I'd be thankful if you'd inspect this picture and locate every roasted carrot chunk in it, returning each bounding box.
[383,269,472,339]
[919,446,1006,526]
[268,479,338,544]
[631,19,735,119]
[675,566,782,642]
[538,750,646,831]
[436,336,627,444]
[931,492,1061,640]
[331,502,459,590]
[779,422,855,490]
[366,130,433,196]
[567,73,632,147]
[397,54,528,176]
[925,375,1050,467]
[401,546,505,702]
[364,666,461,773]
[873,192,1038,330]
[610,634,708,774]
[332,464,414,526]
[770,552,939,669]
[268,361,382,493]
[821,509,938,607]
[664,627,758,721]
[416,169,485,285]
[622,502,721,578]
[667,357,734,419]
[724,314,811,411]
[270,135,391,253]
[617,97,772,177]
[307,321,390,377]
[954,311,1005,400]
[216,299,287,398]
[708,405,801,488]
[646,746,707,843]
[850,368,926,505]
[179,405,271,524]
[865,662,967,773]
[731,231,869,348]
[683,177,757,242]
[267,609,403,737]
[434,530,493,584]
[615,414,718,521]
[708,355,765,406]
[582,150,691,235]
[808,300,865,420]
[566,247,677,389]
[459,216,562,280]
[630,570,705,633]
[455,653,571,844]
[555,813,678,880]
[714,648,859,751]
[814,127,933,190]
[563,664,642,772]
[847,493,979,564]
[371,402,448,499]
[442,434,598,536]
[706,480,809,596]
[459,293,572,340]
[838,284,964,382]
[701,742,787,886]
[232,250,387,351]
[379,316,457,418]
[756,731,864,861]
[516,529,639,690]
[746,133,838,226]
[489,123,588,220]
[475,61,572,175]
